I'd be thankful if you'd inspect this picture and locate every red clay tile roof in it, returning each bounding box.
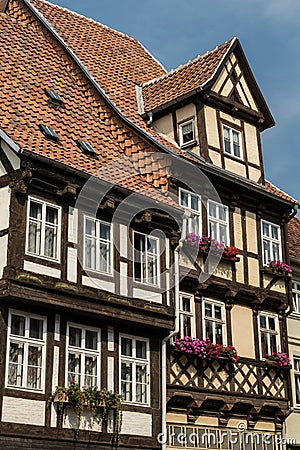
[265,181,297,204]
[0,11,179,207]
[288,216,300,259]
[141,39,234,112]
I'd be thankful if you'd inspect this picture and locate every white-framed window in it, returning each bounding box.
[208,200,229,244]
[292,282,300,315]
[26,197,61,261]
[202,299,226,345]
[179,188,202,235]
[293,357,300,406]
[6,310,47,391]
[179,293,195,338]
[84,216,112,274]
[66,323,101,388]
[258,312,280,357]
[179,120,195,146]
[261,220,282,265]
[133,231,159,285]
[120,335,150,405]
[222,124,242,159]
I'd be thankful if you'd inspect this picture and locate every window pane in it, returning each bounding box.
[182,297,191,312]
[11,315,25,336]
[268,317,275,331]
[271,225,279,240]
[8,342,24,386]
[68,352,81,385]
[86,219,96,236]
[182,122,194,143]
[29,318,43,340]
[295,374,300,405]
[272,242,280,261]
[205,320,214,342]
[183,315,192,337]
[205,303,213,318]
[191,194,199,211]
[27,345,42,389]
[100,242,110,272]
[28,221,41,254]
[260,331,268,356]
[121,337,132,357]
[100,223,110,240]
[219,225,227,244]
[85,330,97,350]
[214,305,222,320]
[121,362,132,402]
[262,222,270,237]
[44,225,57,258]
[224,139,231,153]
[84,355,97,388]
[69,327,82,348]
[209,203,217,218]
[85,237,96,270]
[136,364,147,403]
[263,241,271,264]
[219,206,227,222]
[46,206,58,225]
[223,126,230,140]
[215,323,223,345]
[136,340,147,359]
[260,315,267,329]
[180,191,189,208]
[190,215,201,235]
[270,334,277,354]
[29,202,42,220]
[209,221,217,240]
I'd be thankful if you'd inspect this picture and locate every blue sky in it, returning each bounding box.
[51,0,300,202]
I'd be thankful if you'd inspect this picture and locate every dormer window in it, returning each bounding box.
[222,125,242,159]
[179,120,195,146]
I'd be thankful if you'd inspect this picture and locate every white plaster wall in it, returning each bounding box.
[120,261,128,296]
[0,160,6,175]
[107,356,114,391]
[2,141,20,170]
[0,185,10,230]
[82,275,115,293]
[0,234,8,278]
[2,397,45,426]
[52,346,60,390]
[133,288,162,303]
[68,207,78,244]
[23,260,61,278]
[63,406,102,432]
[107,326,115,351]
[67,247,77,283]
[121,411,152,436]
[119,224,128,258]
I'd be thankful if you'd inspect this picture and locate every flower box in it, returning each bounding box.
[185,233,240,262]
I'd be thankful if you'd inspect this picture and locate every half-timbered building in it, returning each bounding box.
[0,1,298,449]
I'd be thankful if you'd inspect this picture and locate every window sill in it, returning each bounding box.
[25,251,60,265]
[180,140,198,149]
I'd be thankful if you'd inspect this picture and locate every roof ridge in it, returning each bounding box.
[142,37,235,87]
[31,0,166,71]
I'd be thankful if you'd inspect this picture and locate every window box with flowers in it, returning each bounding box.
[185,233,240,262]
[50,383,123,435]
[174,337,239,363]
[264,260,292,278]
[264,352,291,369]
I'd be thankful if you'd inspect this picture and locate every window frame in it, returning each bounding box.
[179,119,195,147]
[133,231,160,286]
[119,334,150,406]
[83,215,113,275]
[222,124,243,160]
[293,356,300,407]
[292,281,300,316]
[65,322,101,389]
[179,187,202,236]
[202,298,227,345]
[5,309,47,393]
[258,312,280,358]
[179,293,196,338]
[207,200,229,245]
[261,220,282,266]
[25,196,61,262]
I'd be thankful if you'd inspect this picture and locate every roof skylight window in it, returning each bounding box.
[76,140,96,155]
[45,89,63,103]
[39,125,59,141]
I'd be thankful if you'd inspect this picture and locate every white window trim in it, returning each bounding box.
[258,312,281,358]
[202,298,227,345]
[83,215,113,276]
[179,293,196,338]
[261,220,282,266]
[25,196,61,262]
[291,282,300,317]
[222,124,243,160]
[207,199,229,245]
[179,119,195,147]
[65,322,101,388]
[119,334,150,407]
[179,187,202,236]
[5,309,47,393]
[292,355,300,408]
[133,231,160,287]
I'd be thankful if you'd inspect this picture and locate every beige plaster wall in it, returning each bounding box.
[153,114,174,140]
[231,305,256,358]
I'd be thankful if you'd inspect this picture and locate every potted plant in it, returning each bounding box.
[267,260,292,276]
[174,336,239,363]
[265,352,291,368]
